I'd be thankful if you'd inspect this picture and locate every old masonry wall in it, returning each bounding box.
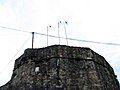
[0,45,120,90]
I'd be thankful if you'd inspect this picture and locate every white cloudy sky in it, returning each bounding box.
[0,0,120,86]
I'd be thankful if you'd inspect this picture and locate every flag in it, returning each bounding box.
[65,21,67,24]
[58,21,61,28]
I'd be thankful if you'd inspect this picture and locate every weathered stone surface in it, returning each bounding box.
[0,45,120,90]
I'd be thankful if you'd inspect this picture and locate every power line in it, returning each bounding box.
[0,35,31,75]
[35,32,120,46]
[66,37,120,46]
[1,25,120,46]
[0,25,30,33]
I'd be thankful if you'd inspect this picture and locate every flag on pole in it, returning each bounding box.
[65,21,67,24]
[47,25,52,46]
[58,21,61,28]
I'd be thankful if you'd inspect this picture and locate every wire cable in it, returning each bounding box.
[35,32,120,46]
[67,37,120,46]
[0,35,31,75]
[0,25,120,46]
[0,25,30,33]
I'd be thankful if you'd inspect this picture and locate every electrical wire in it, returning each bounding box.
[0,35,31,75]
[0,25,30,33]
[35,32,120,46]
[0,25,120,46]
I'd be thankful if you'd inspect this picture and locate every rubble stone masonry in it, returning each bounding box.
[0,45,120,90]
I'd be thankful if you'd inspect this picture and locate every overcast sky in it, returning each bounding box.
[0,0,120,86]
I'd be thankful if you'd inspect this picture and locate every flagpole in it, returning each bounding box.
[64,21,68,45]
[32,32,34,49]
[47,26,48,46]
[58,21,61,45]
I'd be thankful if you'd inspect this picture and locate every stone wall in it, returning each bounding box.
[0,45,119,90]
